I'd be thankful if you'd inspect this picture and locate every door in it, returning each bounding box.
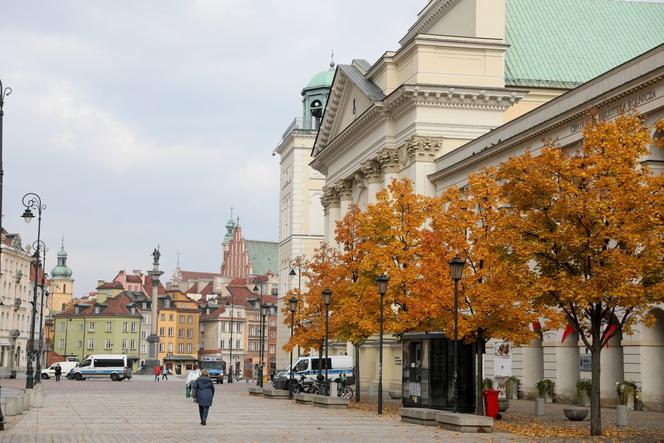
[403,340,423,406]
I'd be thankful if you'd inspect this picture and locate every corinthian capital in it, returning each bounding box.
[401,136,443,164]
[360,160,382,184]
[376,148,401,173]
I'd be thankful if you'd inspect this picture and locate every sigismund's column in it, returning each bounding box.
[146,247,163,372]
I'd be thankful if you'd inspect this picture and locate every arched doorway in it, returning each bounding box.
[640,308,664,411]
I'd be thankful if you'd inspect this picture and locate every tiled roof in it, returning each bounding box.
[56,293,140,317]
[180,271,221,281]
[96,281,123,290]
[505,0,664,88]
[245,241,278,276]
[200,282,214,296]
[228,277,248,286]
[225,286,258,309]
[186,283,198,294]
[125,275,142,283]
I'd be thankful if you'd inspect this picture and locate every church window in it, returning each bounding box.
[63,284,67,293]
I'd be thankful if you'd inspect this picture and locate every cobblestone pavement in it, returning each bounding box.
[0,376,518,442]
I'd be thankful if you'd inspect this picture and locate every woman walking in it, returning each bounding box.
[154,364,161,381]
[192,369,215,425]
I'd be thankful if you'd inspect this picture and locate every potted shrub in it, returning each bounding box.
[535,379,554,416]
[505,376,520,400]
[482,378,493,390]
[576,379,591,406]
[616,380,637,427]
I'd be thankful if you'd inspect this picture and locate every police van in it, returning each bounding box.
[70,354,132,381]
[273,355,353,390]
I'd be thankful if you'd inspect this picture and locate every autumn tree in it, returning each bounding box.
[282,244,339,379]
[356,179,435,333]
[496,113,664,436]
[424,170,554,413]
[330,204,377,401]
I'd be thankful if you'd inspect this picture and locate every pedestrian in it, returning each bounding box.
[54,363,62,382]
[162,366,169,381]
[192,369,215,426]
[154,364,161,382]
[186,364,201,403]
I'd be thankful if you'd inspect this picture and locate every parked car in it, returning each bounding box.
[41,361,78,379]
[273,356,353,391]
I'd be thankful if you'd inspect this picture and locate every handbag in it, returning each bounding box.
[185,384,191,399]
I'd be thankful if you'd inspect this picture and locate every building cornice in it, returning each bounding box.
[429,69,664,184]
[399,0,462,46]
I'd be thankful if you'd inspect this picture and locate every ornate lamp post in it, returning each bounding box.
[288,295,298,399]
[34,241,48,385]
[258,303,268,388]
[448,255,465,414]
[227,294,235,383]
[21,192,46,389]
[375,275,389,415]
[322,288,332,396]
[0,80,12,274]
[289,260,302,357]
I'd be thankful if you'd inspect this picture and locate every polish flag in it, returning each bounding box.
[561,324,575,343]
[531,321,541,332]
[602,323,619,348]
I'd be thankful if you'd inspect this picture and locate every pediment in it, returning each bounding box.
[313,65,385,156]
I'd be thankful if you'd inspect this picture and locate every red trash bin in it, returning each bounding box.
[483,389,500,418]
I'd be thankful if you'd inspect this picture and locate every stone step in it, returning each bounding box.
[435,411,494,433]
[312,394,349,409]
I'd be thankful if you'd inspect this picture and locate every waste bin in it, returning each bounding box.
[483,389,500,418]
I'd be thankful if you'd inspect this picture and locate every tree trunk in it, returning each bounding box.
[355,342,361,402]
[590,344,602,436]
[475,339,485,415]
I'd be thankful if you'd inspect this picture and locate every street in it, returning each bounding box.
[0,376,514,442]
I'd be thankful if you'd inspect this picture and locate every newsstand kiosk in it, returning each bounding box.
[401,332,476,413]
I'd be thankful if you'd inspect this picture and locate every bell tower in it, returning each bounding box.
[48,237,74,314]
[301,54,335,130]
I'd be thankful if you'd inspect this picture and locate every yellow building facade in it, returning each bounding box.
[158,290,200,374]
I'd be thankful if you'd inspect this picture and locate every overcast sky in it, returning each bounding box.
[1,0,419,295]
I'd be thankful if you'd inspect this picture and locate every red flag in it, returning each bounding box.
[602,323,619,348]
[532,321,541,332]
[561,324,575,343]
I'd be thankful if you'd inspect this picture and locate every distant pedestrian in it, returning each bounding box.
[154,364,161,381]
[54,364,62,382]
[186,364,201,402]
[192,369,215,425]
[161,366,169,381]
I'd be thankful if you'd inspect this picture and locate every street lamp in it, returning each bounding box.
[227,295,235,383]
[375,274,389,415]
[322,288,332,396]
[289,259,303,358]
[288,295,298,399]
[0,79,12,278]
[33,241,48,385]
[21,192,46,390]
[448,255,465,414]
[258,303,268,388]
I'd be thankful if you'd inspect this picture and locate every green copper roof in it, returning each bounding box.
[505,0,664,88]
[306,69,335,90]
[246,240,278,276]
[51,242,73,279]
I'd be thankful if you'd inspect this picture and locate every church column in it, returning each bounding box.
[361,160,383,204]
[517,338,544,399]
[400,136,442,197]
[336,179,353,219]
[600,333,624,405]
[377,148,401,189]
[543,329,579,403]
[325,188,341,248]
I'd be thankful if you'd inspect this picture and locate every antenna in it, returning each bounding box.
[330,50,335,68]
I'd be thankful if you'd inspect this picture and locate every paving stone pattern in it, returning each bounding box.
[0,376,518,442]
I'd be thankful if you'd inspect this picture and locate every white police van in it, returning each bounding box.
[70,354,131,381]
[274,355,353,390]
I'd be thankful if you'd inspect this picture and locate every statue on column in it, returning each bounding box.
[152,246,161,266]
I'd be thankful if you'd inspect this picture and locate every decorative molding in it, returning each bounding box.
[400,136,443,165]
[360,159,383,184]
[321,186,340,212]
[387,87,521,113]
[334,179,354,201]
[376,148,401,174]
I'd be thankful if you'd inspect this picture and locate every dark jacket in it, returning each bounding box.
[54,365,62,375]
[192,376,215,407]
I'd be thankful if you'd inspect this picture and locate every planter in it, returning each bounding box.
[563,408,588,421]
[616,404,628,427]
[498,399,509,412]
[535,397,545,416]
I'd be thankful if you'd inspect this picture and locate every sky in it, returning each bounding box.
[0,0,420,296]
